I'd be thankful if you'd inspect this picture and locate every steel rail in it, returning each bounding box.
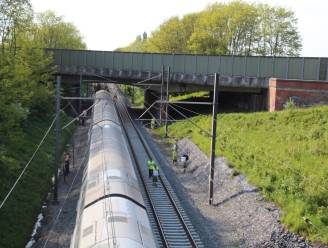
[115,94,200,248]
[114,101,169,248]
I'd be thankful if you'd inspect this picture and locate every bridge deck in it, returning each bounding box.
[49,49,328,90]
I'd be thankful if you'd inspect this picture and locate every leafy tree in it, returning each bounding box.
[0,0,32,53]
[0,8,86,147]
[256,4,301,56]
[119,1,302,56]
[147,15,198,53]
[0,3,86,247]
[32,11,86,49]
[117,34,147,52]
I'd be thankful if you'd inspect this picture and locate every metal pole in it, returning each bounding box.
[160,65,164,125]
[209,73,219,206]
[164,66,170,137]
[79,73,82,114]
[132,86,135,104]
[72,136,75,168]
[53,75,61,204]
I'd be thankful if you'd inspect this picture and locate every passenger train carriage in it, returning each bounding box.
[70,90,156,248]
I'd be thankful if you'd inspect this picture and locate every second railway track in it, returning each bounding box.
[114,91,204,248]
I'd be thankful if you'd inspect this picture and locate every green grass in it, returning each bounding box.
[120,85,144,107]
[156,106,328,243]
[133,87,144,107]
[170,91,209,102]
[0,114,74,248]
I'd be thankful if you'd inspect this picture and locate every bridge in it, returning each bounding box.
[50,49,328,111]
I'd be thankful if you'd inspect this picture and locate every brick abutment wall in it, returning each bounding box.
[268,78,328,111]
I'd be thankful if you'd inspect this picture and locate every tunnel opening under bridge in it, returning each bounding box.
[137,88,268,125]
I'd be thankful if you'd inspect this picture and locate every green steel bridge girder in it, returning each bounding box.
[48,49,328,91]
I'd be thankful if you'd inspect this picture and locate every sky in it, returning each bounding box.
[31,0,328,57]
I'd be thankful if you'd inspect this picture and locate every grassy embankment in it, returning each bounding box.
[170,91,209,101]
[120,85,145,108]
[123,86,209,108]
[0,114,74,248]
[156,106,328,243]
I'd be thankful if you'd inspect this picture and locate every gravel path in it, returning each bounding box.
[31,123,90,248]
[148,130,315,248]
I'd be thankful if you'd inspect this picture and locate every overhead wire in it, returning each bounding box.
[143,93,176,124]
[170,102,209,117]
[41,124,92,248]
[0,99,91,210]
[0,113,58,210]
[169,104,212,137]
[61,100,100,130]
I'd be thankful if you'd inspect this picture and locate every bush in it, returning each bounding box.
[284,97,297,109]
[0,114,74,248]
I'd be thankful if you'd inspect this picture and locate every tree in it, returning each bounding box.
[256,4,301,56]
[32,11,86,49]
[0,0,32,53]
[117,34,147,52]
[188,2,301,56]
[0,8,86,147]
[118,1,302,57]
[188,1,261,55]
[147,15,198,53]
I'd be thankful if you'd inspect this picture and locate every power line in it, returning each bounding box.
[170,102,208,117]
[61,100,99,131]
[0,102,73,210]
[41,126,91,248]
[0,113,58,210]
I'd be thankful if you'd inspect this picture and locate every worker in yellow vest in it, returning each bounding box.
[147,159,156,178]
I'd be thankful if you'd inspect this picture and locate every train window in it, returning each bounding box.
[82,225,93,238]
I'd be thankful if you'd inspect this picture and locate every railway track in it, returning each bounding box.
[114,94,204,248]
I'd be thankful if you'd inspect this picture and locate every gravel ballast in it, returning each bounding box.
[147,130,315,248]
[32,123,90,248]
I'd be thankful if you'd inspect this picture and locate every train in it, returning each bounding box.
[70,90,156,248]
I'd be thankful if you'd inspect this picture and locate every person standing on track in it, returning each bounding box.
[147,159,156,178]
[172,139,178,165]
[181,151,189,173]
[152,163,159,187]
[80,110,87,126]
[63,152,70,183]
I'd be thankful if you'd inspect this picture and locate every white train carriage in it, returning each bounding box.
[71,90,156,248]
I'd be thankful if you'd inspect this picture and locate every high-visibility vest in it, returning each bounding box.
[147,160,156,170]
